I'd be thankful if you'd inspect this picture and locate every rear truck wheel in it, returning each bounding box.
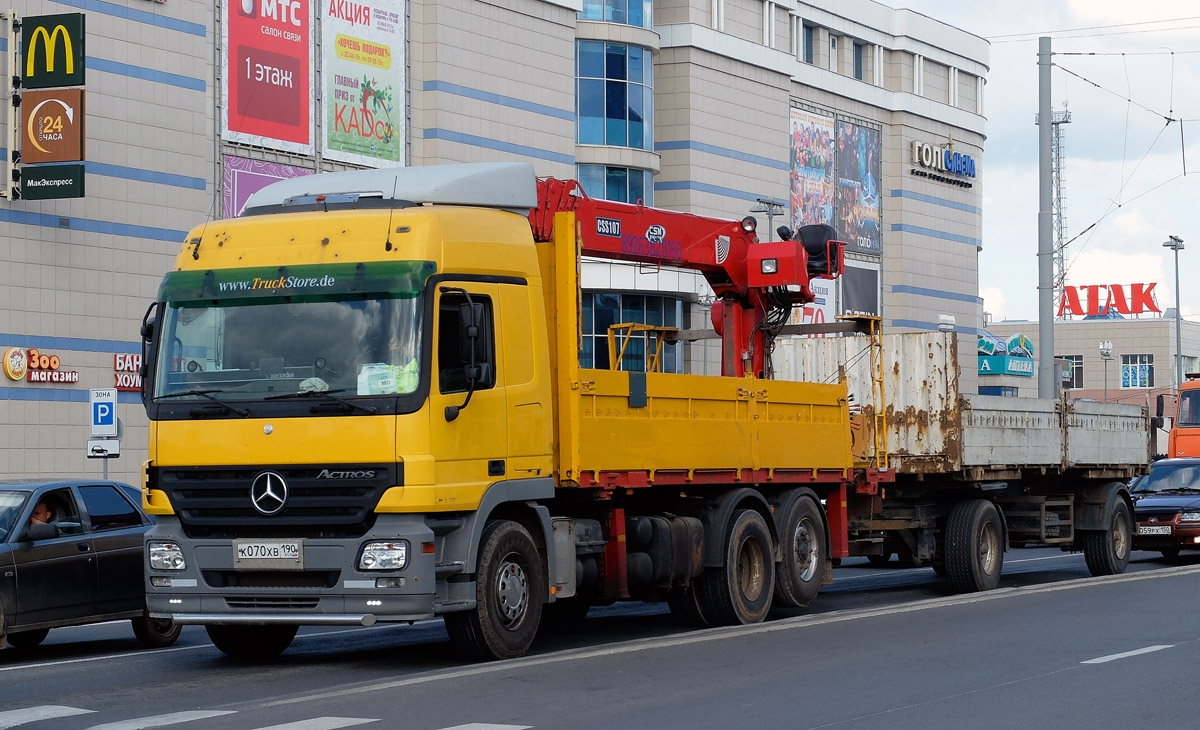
[695,509,775,625]
[206,624,297,661]
[7,628,50,648]
[132,609,182,648]
[445,519,545,661]
[866,553,892,567]
[1084,499,1131,576]
[773,497,825,609]
[1161,548,1181,560]
[944,499,1003,593]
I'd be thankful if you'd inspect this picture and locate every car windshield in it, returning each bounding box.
[0,491,29,540]
[153,262,434,401]
[1133,463,1200,493]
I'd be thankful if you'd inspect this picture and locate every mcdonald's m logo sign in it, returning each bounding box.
[23,14,86,89]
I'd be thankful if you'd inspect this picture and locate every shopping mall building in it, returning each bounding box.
[1,0,990,480]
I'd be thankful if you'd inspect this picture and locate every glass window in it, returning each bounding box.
[438,293,496,394]
[80,485,142,531]
[1179,390,1200,427]
[1120,354,1153,389]
[576,41,653,150]
[577,165,653,206]
[803,25,814,64]
[1057,354,1083,389]
[29,488,84,536]
[0,491,28,541]
[853,42,864,80]
[579,0,651,28]
[580,294,682,373]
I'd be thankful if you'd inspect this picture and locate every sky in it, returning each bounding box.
[887,0,1200,325]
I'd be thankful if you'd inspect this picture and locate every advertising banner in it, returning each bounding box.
[321,0,405,166]
[21,89,85,163]
[222,0,314,154]
[788,277,837,334]
[222,155,315,218]
[788,108,836,231]
[835,121,882,254]
[841,262,880,317]
[22,13,85,89]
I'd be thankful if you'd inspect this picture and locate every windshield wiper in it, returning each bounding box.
[154,389,250,416]
[263,388,377,414]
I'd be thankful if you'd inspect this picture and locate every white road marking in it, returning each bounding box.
[247,563,1200,709]
[0,705,95,729]
[1082,644,1175,664]
[249,718,378,730]
[84,710,236,730]
[440,725,532,730]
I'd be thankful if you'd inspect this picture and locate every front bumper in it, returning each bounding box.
[145,514,444,624]
[1133,521,1200,550]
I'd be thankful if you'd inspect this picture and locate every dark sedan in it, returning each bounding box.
[1132,458,1200,559]
[0,480,180,650]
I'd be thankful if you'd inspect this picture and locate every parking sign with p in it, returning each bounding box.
[90,388,117,438]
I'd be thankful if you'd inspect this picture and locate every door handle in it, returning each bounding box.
[77,542,90,552]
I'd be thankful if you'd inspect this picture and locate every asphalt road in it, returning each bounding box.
[3,548,1197,730]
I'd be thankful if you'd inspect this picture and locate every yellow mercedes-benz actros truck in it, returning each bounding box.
[140,162,859,660]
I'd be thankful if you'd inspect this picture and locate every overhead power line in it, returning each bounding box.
[986,15,1200,40]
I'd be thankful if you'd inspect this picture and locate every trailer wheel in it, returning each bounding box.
[445,519,544,661]
[206,625,297,660]
[695,509,775,625]
[944,499,1003,592]
[1083,499,1131,576]
[773,497,825,608]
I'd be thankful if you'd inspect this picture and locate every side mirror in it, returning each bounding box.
[1156,394,1166,418]
[1152,416,1165,430]
[21,522,60,542]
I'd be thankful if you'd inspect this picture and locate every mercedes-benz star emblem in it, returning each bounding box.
[250,471,288,516]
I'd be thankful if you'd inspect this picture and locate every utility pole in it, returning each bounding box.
[1037,37,1055,397]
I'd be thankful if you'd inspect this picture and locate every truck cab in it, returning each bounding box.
[1167,375,1200,457]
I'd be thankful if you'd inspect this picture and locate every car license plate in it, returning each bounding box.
[234,540,303,570]
[1138,525,1172,536]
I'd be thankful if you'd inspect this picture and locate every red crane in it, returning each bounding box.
[530,178,845,378]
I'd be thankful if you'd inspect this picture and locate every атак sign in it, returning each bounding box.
[1057,283,1160,317]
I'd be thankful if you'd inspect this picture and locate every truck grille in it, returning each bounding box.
[154,463,399,538]
[226,596,321,610]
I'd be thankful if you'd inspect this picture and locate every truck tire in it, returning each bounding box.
[445,519,544,661]
[944,499,1003,592]
[132,609,182,648]
[773,497,825,608]
[206,625,297,660]
[1083,499,1131,576]
[695,509,775,625]
[6,628,49,648]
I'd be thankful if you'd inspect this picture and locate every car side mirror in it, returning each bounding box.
[21,522,61,542]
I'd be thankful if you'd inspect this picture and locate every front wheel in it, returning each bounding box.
[206,624,297,661]
[944,499,1003,592]
[132,611,182,648]
[445,520,545,661]
[1083,499,1131,576]
[773,497,825,609]
[695,509,775,625]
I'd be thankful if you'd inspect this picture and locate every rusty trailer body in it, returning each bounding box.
[775,331,1151,590]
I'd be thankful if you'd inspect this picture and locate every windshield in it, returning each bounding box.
[153,262,433,401]
[1134,462,1200,493]
[0,492,29,541]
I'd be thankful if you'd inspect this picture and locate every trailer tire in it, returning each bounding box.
[206,625,297,661]
[6,628,49,648]
[445,519,544,661]
[695,509,775,625]
[944,499,1003,593]
[773,497,825,608]
[1083,499,1131,576]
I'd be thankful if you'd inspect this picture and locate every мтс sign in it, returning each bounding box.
[22,14,86,89]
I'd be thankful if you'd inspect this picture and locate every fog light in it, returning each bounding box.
[1193,536,1200,544]
[168,598,183,605]
[148,541,186,570]
[366,600,382,606]
[376,576,406,588]
[359,541,408,570]
[760,258,778,274]
[150,576,172,587]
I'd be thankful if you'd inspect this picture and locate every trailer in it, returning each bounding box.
[775,331,1151,589]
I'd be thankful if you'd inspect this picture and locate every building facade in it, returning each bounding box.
[0,0,988,481]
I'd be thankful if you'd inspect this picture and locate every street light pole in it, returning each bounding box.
[1164,236,1185,390]
[750,197,785,242]
[1100,340,1113,402]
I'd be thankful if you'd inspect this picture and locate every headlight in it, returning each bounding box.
[761,258,778,274]
[1180,512,1200,522]
[148,541,186,570]
[359,541,407,570]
